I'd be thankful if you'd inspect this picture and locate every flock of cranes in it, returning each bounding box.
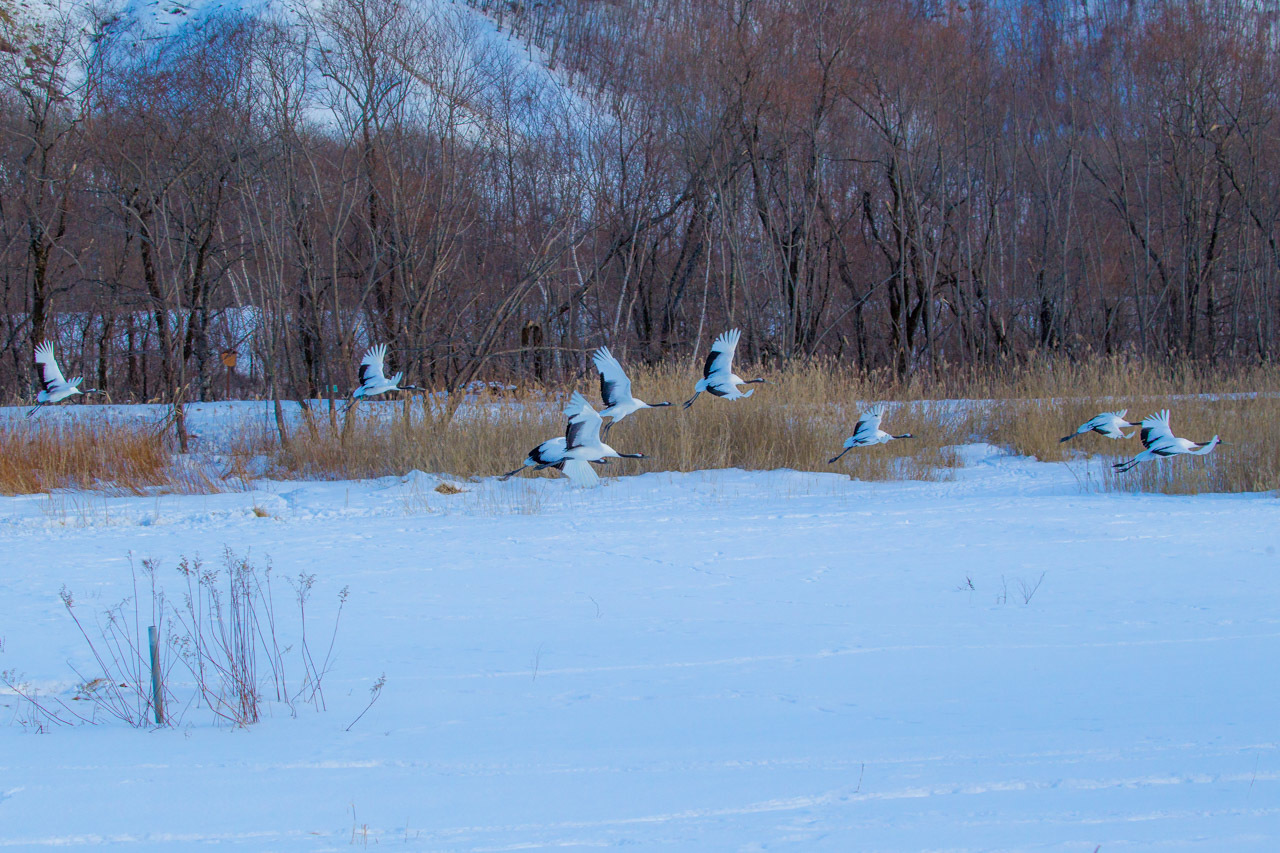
[1059,408,1221,473]
[23,335,1222,486]
[501,328,761,487]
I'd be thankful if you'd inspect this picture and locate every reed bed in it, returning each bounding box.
[267,364,968,484]
[879,353,1280,401]
[1095,395,1280,495]
[258,356,1280,494]
[0,420,176,496]
[5,356,1278,496]
[963,392,1279,494]
[270,401,563,481]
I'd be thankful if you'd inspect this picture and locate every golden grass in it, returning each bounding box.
[0,418,247,496]
[216,357,1280,495]
[963,392,1279,494]
[3,356,1276,496]
[270,401,563,481]
[267,364,968,484]
[881,353,1280,400]
[0,420,174,496]
[1096,395,1280,495]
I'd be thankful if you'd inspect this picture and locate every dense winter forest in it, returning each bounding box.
[1,0,1278,406]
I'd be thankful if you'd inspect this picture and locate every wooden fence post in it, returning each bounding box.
[148,625,164,726]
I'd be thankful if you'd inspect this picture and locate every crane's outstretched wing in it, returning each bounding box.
[593,347,632,408]
[1099,409,1137,438]
[1079,413,1108,431]
[560,459,601,487]
[1064,409,1119,442]
[1139,409,1175,451]
[702,328,741,380]
[564,391,603,450]
[530,436,568,467]
[359,344,389,386]
[34,341,68,393]
[846,403,886,447]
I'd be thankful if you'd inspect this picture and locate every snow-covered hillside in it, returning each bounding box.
[1,420,1277,849]
[9,0,581,134]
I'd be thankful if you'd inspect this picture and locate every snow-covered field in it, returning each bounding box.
[2,406,1278,850]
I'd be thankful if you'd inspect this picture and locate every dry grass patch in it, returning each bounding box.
[262,357,1280,492]
[272,401,561,481]
[1096,395,1280,495]
[0,419,242,496]
[604,394,962,481]
[973,397,1124,464]
[614,360,970,479]
[969,393,1278,494]
[271,369,966,483]
[897,354,1280,400]
[11,356,1271,496]
[0,420,173,496]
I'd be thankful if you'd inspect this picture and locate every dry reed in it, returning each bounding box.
[269,363,969,484]
[270,401,563,481]
[883,353,1280,401]
[5,356,1277,496]
[965,392,1279,494]
[1096,395,1280,495]
[205,357,1280,495]
[0,418,244,496]
[0,420,174,496]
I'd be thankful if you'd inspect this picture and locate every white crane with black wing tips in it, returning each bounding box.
[1060,409,1138,443]
[828,402,914,463]
[346,344,419,412]
[560,391,649,487]
[593,345,670,435]
[1112,409,1220,473]
[28,342,102,417]
[682,328,766,409]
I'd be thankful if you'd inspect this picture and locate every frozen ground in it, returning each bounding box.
[1,424,1278,850]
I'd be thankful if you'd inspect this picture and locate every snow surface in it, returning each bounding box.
[2,412,1278,850]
